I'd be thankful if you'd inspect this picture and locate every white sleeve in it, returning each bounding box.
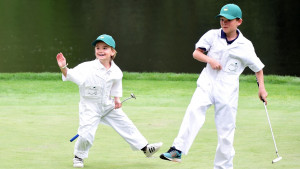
[195,30,215,51]
[110,72,123,97]
[62,63,86,86]
[245,44,265,72]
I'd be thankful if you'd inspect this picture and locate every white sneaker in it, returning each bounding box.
[73,157,84,168]
[144,142,163,157]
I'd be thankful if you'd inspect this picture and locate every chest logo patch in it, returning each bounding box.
[228,62,238,72]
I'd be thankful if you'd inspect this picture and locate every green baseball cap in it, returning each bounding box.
[216,4,242,20]
[92,34,116,48]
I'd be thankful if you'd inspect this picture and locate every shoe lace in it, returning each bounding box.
[167,147,177,153]
[167,147,181,157]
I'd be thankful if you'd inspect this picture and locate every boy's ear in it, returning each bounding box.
[237,19,243,26]
[111,48,116,56]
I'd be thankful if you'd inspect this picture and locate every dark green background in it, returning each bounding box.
[0,0,299,76]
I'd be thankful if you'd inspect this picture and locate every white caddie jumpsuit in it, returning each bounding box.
[62,59,148,159]
[173,28,264,169]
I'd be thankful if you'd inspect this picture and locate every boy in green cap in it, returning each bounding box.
[160,4,268,169]
[56,34,162,168]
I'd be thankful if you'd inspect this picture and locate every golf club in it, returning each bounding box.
[262,101,282,164]
[256,79,282,163]
[70,93,136,142]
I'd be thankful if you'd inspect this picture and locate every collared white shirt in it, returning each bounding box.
[195,28,264,82]
[62,59,123,104]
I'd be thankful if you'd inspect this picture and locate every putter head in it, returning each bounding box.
[272,156,282,163]
[130,93,136,99]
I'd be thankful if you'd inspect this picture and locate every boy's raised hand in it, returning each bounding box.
[56,52,67,68]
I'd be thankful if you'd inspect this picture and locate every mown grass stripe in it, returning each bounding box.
[0,72,299,84]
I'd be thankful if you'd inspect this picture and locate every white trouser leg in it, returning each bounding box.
[213,82,238,169]
[102,108,148,150]
[173,87,212,155]
[213,108,236,169]
[74,102,101,159]
[74,136,93,159]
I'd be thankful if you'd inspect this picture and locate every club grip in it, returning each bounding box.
[70,134,79,142]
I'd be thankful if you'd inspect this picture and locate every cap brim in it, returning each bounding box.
[92,39,115,48]
[92,40,103,46]
[216,14,237,20]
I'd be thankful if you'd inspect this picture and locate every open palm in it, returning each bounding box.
[56,52,67,67]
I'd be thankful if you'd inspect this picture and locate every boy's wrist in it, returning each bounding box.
[60,63,68,69]
[207,57,213,64]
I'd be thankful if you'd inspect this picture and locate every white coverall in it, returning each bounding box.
[63,59,148,159]
[173,29,264,169]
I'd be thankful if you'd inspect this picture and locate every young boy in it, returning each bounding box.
[160,4,268,169]
[56,34,162,168]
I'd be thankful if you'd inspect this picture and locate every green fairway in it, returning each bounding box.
[0,72,299,169]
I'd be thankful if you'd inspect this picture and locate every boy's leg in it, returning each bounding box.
[74,136,93,159]
[213,85,238,169]
[172,87,211,155]
[101,109,149,151]
[73,110,100,168]
[213,107,236,169]
[161,87,211,162]
[102,108,162,157]
[74,102,101,159]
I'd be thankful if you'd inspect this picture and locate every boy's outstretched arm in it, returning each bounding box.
[193,48,222,70]
[56,52,68,77]
[256,69,268,105]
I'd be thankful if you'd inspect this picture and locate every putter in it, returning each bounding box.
[69,93,136,142]
[101,93,136,118]
[256,79,282,163]
[262,101,282,163]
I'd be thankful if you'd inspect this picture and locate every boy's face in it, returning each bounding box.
[94,42,116,62]
[219,17,242,34]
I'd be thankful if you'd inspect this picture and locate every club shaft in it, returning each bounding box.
[102,96,133,117]
[121,96,133,103]
[256,79,280,157]
[264,103,279,154]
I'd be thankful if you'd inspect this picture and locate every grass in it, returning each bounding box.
[0,72,299,169]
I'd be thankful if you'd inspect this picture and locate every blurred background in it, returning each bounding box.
[0,0,299,76]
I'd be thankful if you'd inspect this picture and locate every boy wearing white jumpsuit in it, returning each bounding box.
[160,4,268,169]
[56,34,162,168]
